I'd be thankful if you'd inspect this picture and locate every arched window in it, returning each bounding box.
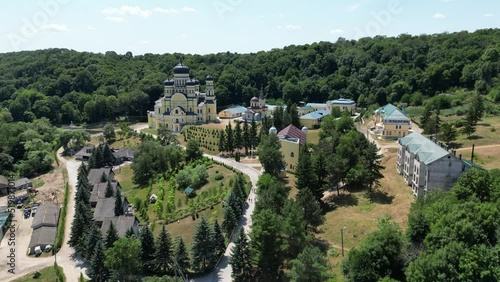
[175,109,179,114]
[175,119,179,123]
[290,152,295,157]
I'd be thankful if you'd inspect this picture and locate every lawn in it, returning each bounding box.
[451,116,500,148]
[141,128,158,135]
[317,148,415,280]
[456,145,500,169]
[14,265,65,282]
[109,136,141,149]
[306,129,321,145]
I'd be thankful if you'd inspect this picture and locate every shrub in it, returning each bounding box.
[214,173,224,181]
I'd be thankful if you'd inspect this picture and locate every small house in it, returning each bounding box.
[112,148,134,165]
[184,187,195,197]
[28,203,60,255]
[75,145,95,161]
[88,168,115,186]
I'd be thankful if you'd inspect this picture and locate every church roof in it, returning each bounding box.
[173,63,190,74]
[251,96,259,102]
[277,125,307,145]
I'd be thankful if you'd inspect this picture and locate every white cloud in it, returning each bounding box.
[87,25,96,30]
[433,13,446,19]
[330,29,344,34]
[284,24,302,30]
[347,4,361,12]
[140,40,149,44]
[101,6,152,17]
[484,13,494,17]
[106,16,126,23]
[153,7,196,14]
[40,24,70,32]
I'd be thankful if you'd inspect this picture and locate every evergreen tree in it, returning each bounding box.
[102,142,113,165]
[420,105,432,134]
[88,241,110,282]
[103,123,116,141]
[218,130,226,154]
[222,205,238,238]
[312,153,327,201]
[69,201,93,254]
[105,221,119,249]
[75,180,90,206]
[212,219,226,260]
[227,191,242,219]
[140,224,156,273]
[250,117,258,149]
[273,106,284,131]
[288,246,328,282]
[295,144,312,191]
[114,188,124,216]
[229,228,253,281]
[296,188,324,230]
[439,122,458,144]
[174,237,190,274]
[234,120,243,151]
[242,119,250,155]
[125,226,136,237]
[289,103,301,128]
[361,142,385,192]
[191,217,214,271]
[105,180,114,197]
[154,224,173,274]
[469,93,484,126]
[78,162,88,178]
[93,144,104,168]
[85,224,102,260]
[225,122,234,154]
[283,200,307,259]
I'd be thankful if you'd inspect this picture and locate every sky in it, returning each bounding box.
[0,0,498,55]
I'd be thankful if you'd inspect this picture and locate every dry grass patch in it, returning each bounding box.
[456,145,500,169]
[317,150,414,251]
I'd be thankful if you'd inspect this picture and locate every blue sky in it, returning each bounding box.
[0,0,498,55]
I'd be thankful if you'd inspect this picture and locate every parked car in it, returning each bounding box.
[31,207,38,217]
[24,208,31,219]
[44,245,52,252]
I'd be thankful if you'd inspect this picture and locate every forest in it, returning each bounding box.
[0,28,499,125]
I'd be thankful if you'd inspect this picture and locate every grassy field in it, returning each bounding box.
[306,129,321,145]
[14,266,65,282]
[317,148,415,280]
[456,145,500,169]
[109,136,141,149]
[141,128,158,135]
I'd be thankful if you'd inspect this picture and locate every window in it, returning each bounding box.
[175,109,178,114]
[175,119,179,123]
[290,152,295,157]
[290,164,293,169]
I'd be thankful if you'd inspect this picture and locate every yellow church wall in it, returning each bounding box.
[382,124,410,139]
[280,140,301,172]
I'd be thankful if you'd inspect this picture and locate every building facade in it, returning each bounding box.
[397,132,474,197]
[270,125,308,172]
[148,63,217,132]
[374,104,411,139]
[327,98,356,115]
[300,110,330,129]
[243,87,269,122]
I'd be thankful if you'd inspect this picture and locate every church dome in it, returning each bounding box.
[206,75,214,81]
[301,126,309,132]
[269,126,278,134]
[163,79,174,86]
[251,96,259,102]
[173,63,190,74]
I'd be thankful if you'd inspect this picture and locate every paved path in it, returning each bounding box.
[131,124,262,282]
[3,148,87,282]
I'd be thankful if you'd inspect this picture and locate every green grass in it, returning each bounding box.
[115,162,240,223]
[32,179,45,188]
[183,126,221,154]
[14,265,65,282]
[109,136,141,149]
[306,129,321,145]
[141,128,158,135]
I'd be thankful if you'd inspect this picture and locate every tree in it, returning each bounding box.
[296,188,324,230]
[225,122,234,154]
[186,139,203,162]
[440,122,457,144]
[140,225,156,273]
[102,143,113,165]
[157,124,178,146]
[105,221,119,249]
[468,93,484,126]
[69,201,93,254]
[343,216,404,282]
[283,200,307,259]
[234,120,243,151]
[218,130,226,154]
[88,241,110,282]
[250,117,258,149]
[312,153,328,201]
[212,219,226,260]
[287,246,328,282]
[105,236,142,281]
[461,111,477,138]
[242,120,250,155]
[191,217,214,271]
[153,224,173,274]
[361,141,385,192]
[295,144,312,191]
[250,208,286,281]
[85,224,102,260]
[114,188,124,216]
[174,237,190,274]
[258,133,285,177]
[105,180,114,197]
[222,205,238,238]
[103,123,116,141]
[229,228,253,281]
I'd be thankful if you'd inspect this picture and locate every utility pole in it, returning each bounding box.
[341,226,347,257]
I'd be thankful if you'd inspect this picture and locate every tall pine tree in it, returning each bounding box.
[212,219,226,260]
[105,221,119,249]
[295,144,312,191]
[153,224,173,274]
[140,224,156,273]
[175,237,190,274]
[88,241,110,282]
[191,217,214,271]
[105,180,114,197]
[243,120,250,155]
[229,228,253,281]
[218,130,226,155]
[234,120,243,151]
[114,188,124,216]
[85,224,102,260]
[225,122,234,154]
[250,117,258,150]
[69,201,93,254]
[222,205,238,238]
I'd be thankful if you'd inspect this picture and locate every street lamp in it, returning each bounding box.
[341,226,346,257]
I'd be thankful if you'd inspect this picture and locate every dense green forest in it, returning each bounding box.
[0,29,499,125]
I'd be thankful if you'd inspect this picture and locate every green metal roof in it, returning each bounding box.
[461,159,484,170]
[399,132,451,165]
[383,109,410,121]
[184,187,194,194]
